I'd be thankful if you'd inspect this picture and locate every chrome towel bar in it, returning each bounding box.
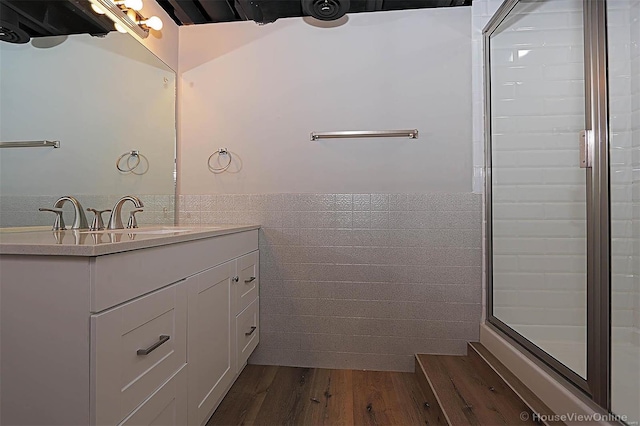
[0,140,60,148]
[310,129,418,141]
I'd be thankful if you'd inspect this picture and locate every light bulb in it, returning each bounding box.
[140,15,163,31]
[90,3,105,14]
[124,0,143,11]
[114,22,127,33]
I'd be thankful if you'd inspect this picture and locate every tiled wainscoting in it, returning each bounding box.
[0,194,174,228]
[178,193,482,372]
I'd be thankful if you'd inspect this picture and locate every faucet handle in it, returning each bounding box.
[127,209,144,229]
[87,208,111,231]
[39,208,66,231]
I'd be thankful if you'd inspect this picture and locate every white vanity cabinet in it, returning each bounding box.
[187,250,260,426]
[0,227,260,426]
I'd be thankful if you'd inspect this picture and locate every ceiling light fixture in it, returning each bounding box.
[114,0,144,11]
[88,0,163,39]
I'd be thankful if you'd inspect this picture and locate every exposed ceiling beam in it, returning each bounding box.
[167,0,208,24]
[365,0,384,12]
[198,0,238,22]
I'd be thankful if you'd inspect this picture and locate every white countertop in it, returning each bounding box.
[0,224,260,257]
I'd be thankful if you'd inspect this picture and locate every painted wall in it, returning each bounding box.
[178,8,472,194]
[177,8,481,371]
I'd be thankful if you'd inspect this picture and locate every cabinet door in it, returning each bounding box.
[235,250,259,315]
[187,261,236,426]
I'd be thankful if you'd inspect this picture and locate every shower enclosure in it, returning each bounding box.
[484,0,639,423]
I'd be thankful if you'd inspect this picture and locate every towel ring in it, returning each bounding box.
[117,150,141,173]
[208,148,232,173]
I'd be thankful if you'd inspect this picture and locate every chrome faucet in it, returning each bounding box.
[52,196,89,230]
[107,196,144,229]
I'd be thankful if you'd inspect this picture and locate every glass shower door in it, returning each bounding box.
[487,0,588,380]
[608,0,640,423]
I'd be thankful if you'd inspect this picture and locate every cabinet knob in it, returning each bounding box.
[232,276,239,282]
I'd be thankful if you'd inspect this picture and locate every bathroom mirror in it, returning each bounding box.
[0,31,176,228]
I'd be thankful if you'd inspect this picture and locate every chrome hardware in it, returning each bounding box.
[136,335,170,356]
[116,150,141,173]
[39,208,66,231]
[579,130,593,169]
[232,276,239,283]
[0,140,60,148]
[87,208,111,231]
[53,196,89,230]
[106,196,144,230]
[245,326,257,336]
[127,209,143,229]
[310,129,419,141]
[52,230,64,244]
[244,276,256,283]
[207,148,232,173]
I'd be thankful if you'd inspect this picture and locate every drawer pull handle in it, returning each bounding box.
[245,326,257,336]
[137,335,170,356]
[244,276,256,283]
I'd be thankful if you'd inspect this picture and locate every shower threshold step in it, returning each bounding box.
[415,343,561,426]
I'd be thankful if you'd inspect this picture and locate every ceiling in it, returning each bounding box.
[0,0,471,44]
[156,0,471,26]
[0,0,113,43]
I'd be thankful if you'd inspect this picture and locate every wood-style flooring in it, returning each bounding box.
[206,365,441,426]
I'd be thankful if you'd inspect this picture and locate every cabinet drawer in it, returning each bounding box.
[92,282,187,425]
[119,365,187,426]
[91,229,259,312]
[236,298,259,371]
[236,250,259,314]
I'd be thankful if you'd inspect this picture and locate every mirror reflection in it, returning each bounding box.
[0,31,176,228]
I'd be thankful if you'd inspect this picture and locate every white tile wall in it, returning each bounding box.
[485,0,588,378]
[610,1,640,423]
[178,193,482,372]
[472,0,504,195]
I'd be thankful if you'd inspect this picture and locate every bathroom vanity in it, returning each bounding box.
[0,225,260,426]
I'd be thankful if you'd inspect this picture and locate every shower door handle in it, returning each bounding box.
[579,130,593,169]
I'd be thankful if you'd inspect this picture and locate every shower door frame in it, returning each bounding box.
[483,0,611,409]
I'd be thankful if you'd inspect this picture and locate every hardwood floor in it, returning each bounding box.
[206,365,442,426]
[416,352,542,426]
